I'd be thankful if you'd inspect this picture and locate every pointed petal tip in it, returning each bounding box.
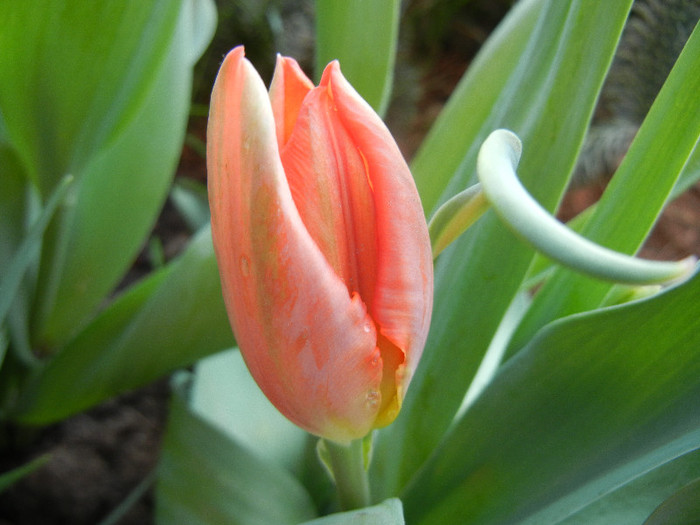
[223,44,245,64]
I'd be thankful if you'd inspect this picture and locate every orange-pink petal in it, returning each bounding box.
[280,79,378,306]
[320,62,434,401]
[208,47,389,442]
[269,55,314,150]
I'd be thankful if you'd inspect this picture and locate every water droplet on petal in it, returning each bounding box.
[365,390,380,410]
[363,322,371,333]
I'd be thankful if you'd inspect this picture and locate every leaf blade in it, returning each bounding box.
[315,0,399,116]
[402,270,700,524]
[371,0,634,500]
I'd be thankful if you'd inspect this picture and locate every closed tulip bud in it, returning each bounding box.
[207,46,433,443]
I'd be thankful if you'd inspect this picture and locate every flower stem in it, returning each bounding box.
[321,438,371,511]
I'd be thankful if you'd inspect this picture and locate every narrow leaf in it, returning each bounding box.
[0,454,49,493]
[371,0,633,500]
[0,175,72,329]
[315,0,399,116]
[507,20,700,355]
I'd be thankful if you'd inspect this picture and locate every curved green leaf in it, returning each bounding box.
[0,0,181,192]
[644,477,700,525]
[402,270,700,524]
[30,0,216,349]
[156,373,317,525]
[371,0,633,500]
[507,21,700,355]
[190,349,309,476]
[12,227,233,424]
[315,0,399,116]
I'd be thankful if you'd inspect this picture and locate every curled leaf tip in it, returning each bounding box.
[477,129,695,286]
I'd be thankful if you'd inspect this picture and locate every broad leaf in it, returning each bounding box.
[156,373,318,525]
[401,270,700,524]
[190,349,309,475]
[556,448,700,524]
[644,477,700,525]
[0,0,181,192]
[371,0,633,500]
[12,228,233,424]
[10,0,216,349]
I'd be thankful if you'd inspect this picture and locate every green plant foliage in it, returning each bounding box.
[315,0,400,117]
[151,1,700,523]
[559,449,700,524]
[12,228,233,424]
[371,0,635,500]
[0,176,72,336]
[155,373,318,525]
[301,498,404,525]
[0,455,49,493]
[401,269,700,523]
[643,477,700,525]
[0,0,216,351]
[506,21,700,355]
[189,349,309,475]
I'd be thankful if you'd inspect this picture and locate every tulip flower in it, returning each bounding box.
[207,46,433,443]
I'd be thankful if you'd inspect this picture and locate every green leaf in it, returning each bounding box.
[29,0,216,349]
[315,0,399,116]
[371,0,633,500]
[190,348,309,475]
[506,21,700,355]
[411,0,544,215]
[0,175,72,330]
[170,177,211,233]
[0,0,181,192]
[155,373,317,525]
[301,498,404,525]
[0,148,36,367]
[401,269,700,524]
[644,477,700,525]
[557,449,700,524]
[0,454,50,493]
[12,227,233,424]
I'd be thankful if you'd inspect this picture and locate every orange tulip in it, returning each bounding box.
[207,46,433,443]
